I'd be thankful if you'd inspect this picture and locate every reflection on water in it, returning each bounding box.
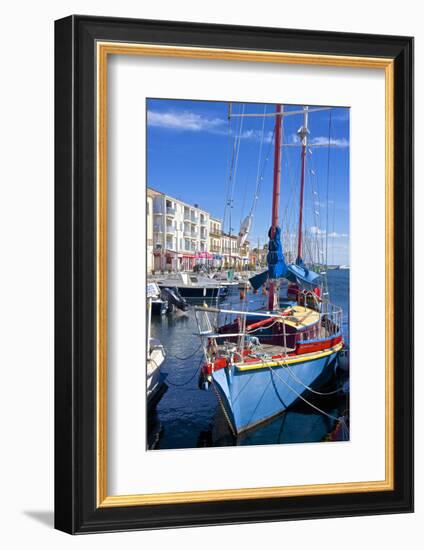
[149,270,349,450]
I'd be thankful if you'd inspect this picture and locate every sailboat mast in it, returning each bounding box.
[296,106,309,264]
[268,104,283,310]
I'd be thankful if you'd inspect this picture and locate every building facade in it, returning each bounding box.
[221,233,250,269]
[147,187,252,272]
[146,190,154,273]
[209,217,223,267]
[149,188,210,272]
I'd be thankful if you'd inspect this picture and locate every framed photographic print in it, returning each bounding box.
[54,15,414,533]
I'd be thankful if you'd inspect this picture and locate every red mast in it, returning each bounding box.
[268,104,283,310]
[296,107,309,263]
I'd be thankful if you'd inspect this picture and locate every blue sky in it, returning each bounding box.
[147,98,350,265]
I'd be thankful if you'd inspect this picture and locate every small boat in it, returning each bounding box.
[146,282,168,409]
[147,337,168,409]
[151,287,189,315]
[156,272,228,299]
[151,297,169,315]
[209,270,240,288]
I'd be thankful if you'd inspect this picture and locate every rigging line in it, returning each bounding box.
[252,124,276,226]
[325,110,333,269]
[307,152,321,266]
[285,363,343,396]
[309,147,329,288]
[267,361,342,424]
[239,178,248,227]
[229,103,246,210]
[222,109,235,232]
[281,139,301,260]
[223,103,243,231]
[250,104,267,218]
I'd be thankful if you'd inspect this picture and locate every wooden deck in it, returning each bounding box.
[279,305,320,329]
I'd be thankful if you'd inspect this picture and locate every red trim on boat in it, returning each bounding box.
[295,335,342,355]
[202,335,343,374]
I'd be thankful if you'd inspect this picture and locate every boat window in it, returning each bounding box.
[190,277,198,282]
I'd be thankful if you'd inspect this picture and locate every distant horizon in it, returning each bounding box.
[147,98,350,265]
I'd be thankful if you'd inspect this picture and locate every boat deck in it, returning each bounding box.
[259,343,295,355]
[280,305,320,329]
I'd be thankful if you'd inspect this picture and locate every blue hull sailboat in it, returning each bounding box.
[196,103,345,435]
[212,350,339,433]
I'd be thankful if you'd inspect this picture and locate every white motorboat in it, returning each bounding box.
[146,282,168,409]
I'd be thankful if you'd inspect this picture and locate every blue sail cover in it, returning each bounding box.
[249,226,287,290]
[286,263,320,285]
[267,226,287,279]
[249,226,320,290]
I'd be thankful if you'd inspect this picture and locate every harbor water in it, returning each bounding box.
[148,269,349,450]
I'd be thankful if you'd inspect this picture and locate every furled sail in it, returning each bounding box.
[249,226,287,290]
[249,226,319,290]
[237,214,252,247]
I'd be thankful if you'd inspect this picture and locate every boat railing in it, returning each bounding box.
[194,303,343,358]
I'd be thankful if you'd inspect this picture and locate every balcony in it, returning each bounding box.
[165,225,175,234]
[166,207,176,216]
[153,224,163,232]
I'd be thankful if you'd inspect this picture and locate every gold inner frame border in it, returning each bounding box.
[96,42,394,507]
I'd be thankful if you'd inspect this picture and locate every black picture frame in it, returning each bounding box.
[55,15,414,534]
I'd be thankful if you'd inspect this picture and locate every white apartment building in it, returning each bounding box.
[149,188,210,271]
[146,191,154,273]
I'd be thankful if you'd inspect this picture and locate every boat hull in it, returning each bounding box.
[151,299,168,315]
[212,351,338,434]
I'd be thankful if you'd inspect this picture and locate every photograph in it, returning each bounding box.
[146,98,350,450]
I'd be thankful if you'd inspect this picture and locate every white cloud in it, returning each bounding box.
[147,110,274,144]
[289,133,349,148]
[240,129,274,143]
[309,226,348,239]
[328,231,348,238]
[309,226,326,235]
[147,110,225,132]
[310,136,349,148]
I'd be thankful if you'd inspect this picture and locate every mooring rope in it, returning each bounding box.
[267,362,339,422]
[149,355,202,387]
[210,376,237,438]
[165,342,202,361]
[284,362,343,396]
[264,357,349,437]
